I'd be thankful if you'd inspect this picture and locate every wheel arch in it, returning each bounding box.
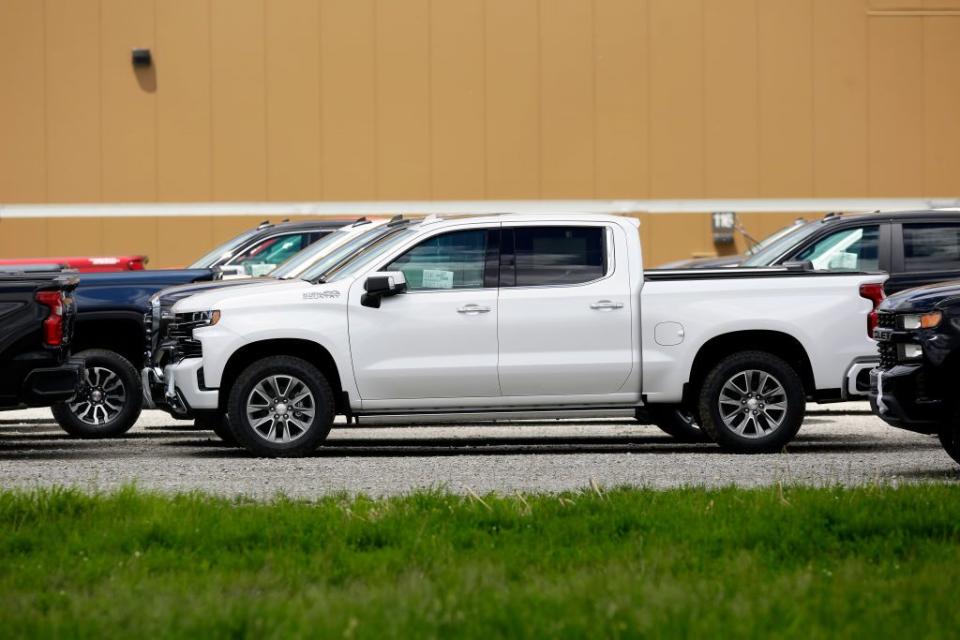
[72,314,145,368]
[218,339,344,414]
[683,330,816,405]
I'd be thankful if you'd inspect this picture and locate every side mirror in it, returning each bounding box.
[782,260,814,272]
[361,271,407,308]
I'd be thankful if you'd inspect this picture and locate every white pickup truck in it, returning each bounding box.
[158,214,885,457]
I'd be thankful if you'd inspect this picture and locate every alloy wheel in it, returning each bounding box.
[717,369,788,438]
[69,366,127,426]
[245,374,316,444]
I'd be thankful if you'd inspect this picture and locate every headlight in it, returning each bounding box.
[901,311,942,330]
[178,310,220,328]
[898,343,923,361]
[195,310,221,327]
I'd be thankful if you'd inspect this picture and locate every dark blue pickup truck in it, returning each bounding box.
[53,219,350,437]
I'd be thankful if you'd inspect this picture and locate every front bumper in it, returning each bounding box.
[21,357,83,405]
[142,358,218,417]
[869,365,943,434]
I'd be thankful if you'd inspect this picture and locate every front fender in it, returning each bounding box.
[193,304,355,396]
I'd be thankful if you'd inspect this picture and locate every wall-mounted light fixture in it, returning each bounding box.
[131,48,152,67]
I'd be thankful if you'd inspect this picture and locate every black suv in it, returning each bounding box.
[739,210,960,295]
[0,269,82,410]
[869,281,960,466]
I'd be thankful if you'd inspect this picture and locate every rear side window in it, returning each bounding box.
[506,226,607,287]
[903,223,960,272]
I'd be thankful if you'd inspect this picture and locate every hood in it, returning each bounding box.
[78,268,215,287]
[154,277,267,306]
[172,278,329,313]
[880,279,960,313]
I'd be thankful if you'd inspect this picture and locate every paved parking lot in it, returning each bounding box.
[1,403,957,498]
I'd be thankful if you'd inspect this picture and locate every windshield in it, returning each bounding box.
[269,228,355,278]
[740,220,824,267]
[744,220,806,256]
[309,227,421,283]
[188,228,262,268]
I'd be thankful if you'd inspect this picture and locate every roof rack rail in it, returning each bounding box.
[256,219,271,229]
[822,211,842,221]
[350,216,370,227]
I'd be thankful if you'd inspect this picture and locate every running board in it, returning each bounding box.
[353,407,639,425]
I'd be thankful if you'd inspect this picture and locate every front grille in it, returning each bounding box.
[875,311,898,370]
[876,311,896,329]
[878,342,897,369]
[149,307,205,366]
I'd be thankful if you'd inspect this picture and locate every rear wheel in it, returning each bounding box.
[227,356,334,457]
[698,351,805,453]
[194,411,236,445]
[52,349,143,438]
[645,405,711,442]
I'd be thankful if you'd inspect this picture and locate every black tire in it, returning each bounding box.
[194,411,236,445]
[644,405,711,443]
[698,351,805,453]
[227,356,334,457]
[52,349,143,438]
[938,425,960,466]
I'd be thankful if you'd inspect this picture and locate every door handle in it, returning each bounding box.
[457,304,491,314]
[590,300,623,310]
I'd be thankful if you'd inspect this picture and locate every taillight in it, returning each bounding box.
[859,282,885,338]
[35,290,65,346]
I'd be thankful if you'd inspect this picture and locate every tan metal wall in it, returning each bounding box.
[1,0,959,265]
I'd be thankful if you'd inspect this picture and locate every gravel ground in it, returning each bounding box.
[1,403,957,498]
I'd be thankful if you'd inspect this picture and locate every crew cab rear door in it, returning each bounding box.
[496,222,633,397]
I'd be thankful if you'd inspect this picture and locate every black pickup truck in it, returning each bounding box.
[869,281,960,467]
[0,269,82,411]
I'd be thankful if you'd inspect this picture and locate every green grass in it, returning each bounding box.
[1,485,959,639]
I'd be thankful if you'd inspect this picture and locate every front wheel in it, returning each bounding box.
[52,349,143,438]
[698,351,805,453]
[227,356,334,457]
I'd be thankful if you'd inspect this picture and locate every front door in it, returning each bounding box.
[348,227,501,403]
[497,224,634,397]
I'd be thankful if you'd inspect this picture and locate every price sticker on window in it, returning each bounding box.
[422,269,454,289]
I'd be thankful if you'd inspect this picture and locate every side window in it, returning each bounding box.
[792,226,879,272]
[229,233,310,276]
[510,226,606,286]
[386,229,488,291]
[903,224,960,272]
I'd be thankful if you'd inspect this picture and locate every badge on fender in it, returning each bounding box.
[303,290,340,300]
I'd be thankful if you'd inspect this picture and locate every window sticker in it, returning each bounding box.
[422,269,454,289]
[248,263,276,277]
